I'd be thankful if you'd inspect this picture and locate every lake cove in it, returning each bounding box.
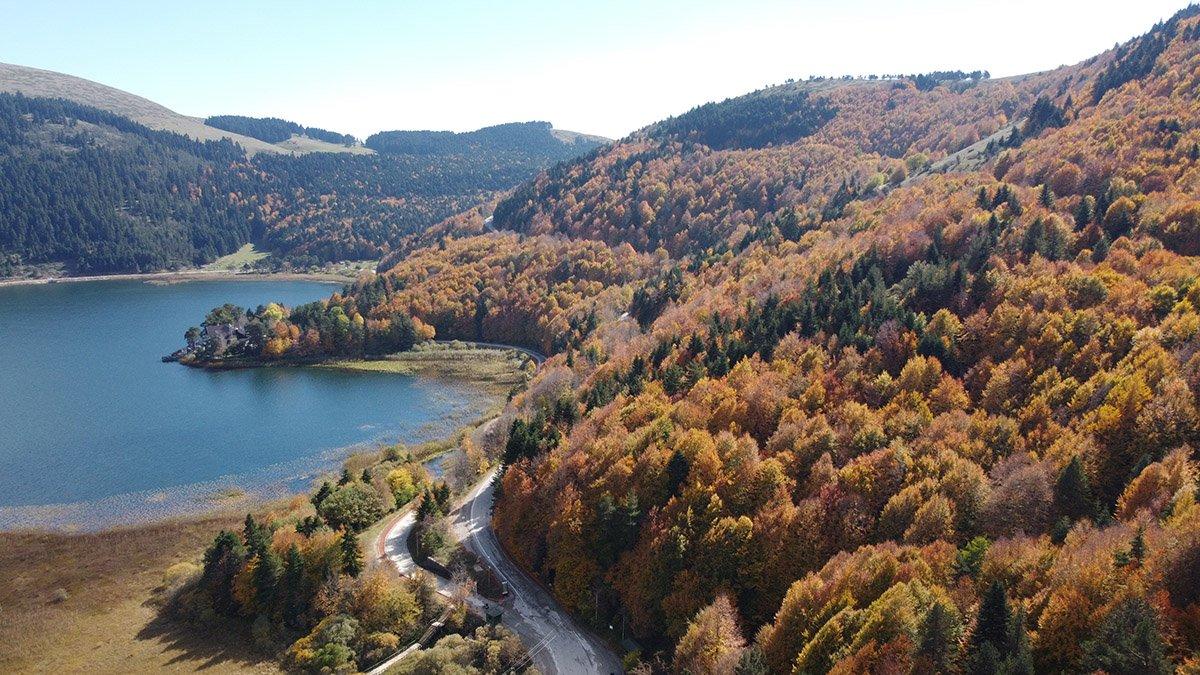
[0,279,505,530]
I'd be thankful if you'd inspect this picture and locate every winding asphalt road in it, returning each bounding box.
[452,469,623,675]
[379,467,621,674]
[377,342,621,673]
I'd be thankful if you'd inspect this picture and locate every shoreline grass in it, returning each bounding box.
[311,342,532,391]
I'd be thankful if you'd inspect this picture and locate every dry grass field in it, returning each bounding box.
[0,515,279,674]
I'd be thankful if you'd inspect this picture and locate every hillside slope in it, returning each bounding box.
[212,5,1200,672]
[0,94,258,274]
[0,62,287,155]
[0,71,608,275]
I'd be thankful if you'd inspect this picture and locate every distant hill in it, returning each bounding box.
[366,121,606,158]
[0,67,608,276]
[0,62,279,154]
[0,63,368,156]
[204,115,373,155]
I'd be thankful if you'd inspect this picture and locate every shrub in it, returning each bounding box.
[319,484,385,532]
[387,467,419,507]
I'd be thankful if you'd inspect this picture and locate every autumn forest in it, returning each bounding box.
[8,3,1200,674]
[211,5,1200,672]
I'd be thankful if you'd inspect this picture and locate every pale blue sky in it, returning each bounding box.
[0,0,1188,139]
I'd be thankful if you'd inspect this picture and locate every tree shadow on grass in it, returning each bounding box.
[136,604,279,671]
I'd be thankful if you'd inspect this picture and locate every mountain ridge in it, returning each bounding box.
[0,61,611,160]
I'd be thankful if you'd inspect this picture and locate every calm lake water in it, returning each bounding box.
[0,279,497,530]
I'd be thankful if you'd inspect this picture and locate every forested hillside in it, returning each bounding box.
[205,115,356,146]
[365,121,602,159]
[239,5,1200,672]
[0,88,605,276]
[0,94,255,274]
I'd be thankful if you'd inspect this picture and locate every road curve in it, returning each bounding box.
[377,468,622,674]
[375,339,620,673]
[452,470,624,675]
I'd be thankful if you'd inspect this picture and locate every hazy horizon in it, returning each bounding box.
[0,0,1190,139]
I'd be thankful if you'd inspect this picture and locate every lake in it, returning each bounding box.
[0,278,499,530]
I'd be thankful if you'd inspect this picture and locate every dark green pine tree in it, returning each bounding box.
[503,418,541,465]
[916,601,961,672]
[977,186,992,210]
[311,481,333,508]
[1075,195,1096,227]
[430,483,448,514]
[338,468,353,485]
[1051,516,1072,545]
[340,530,363,577]
[295,515,323,536]
[1191,142,1200,161]
[361,468,372,483]
[202,530,247,616]
[1080,597,1171,675]
[1130,527,1146,565]
[972,644,1002,675]
[243,513,270,556]
[968,582,1034,675]
[1006,608,1035,675]
[734,645,768,675]
[1096,189,1111,226]
[972,582,1011,655]
[1054,456,1095,521]
[416,489,439,521]
[987,212,1003,237]
[252,548,283,614]
[281,544,309,629]
[1039,183,1055,208]
[666,450,690,497]
[1006,189,1023,217]
[1043,220,1067,260]
[1022,218,1048,257]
